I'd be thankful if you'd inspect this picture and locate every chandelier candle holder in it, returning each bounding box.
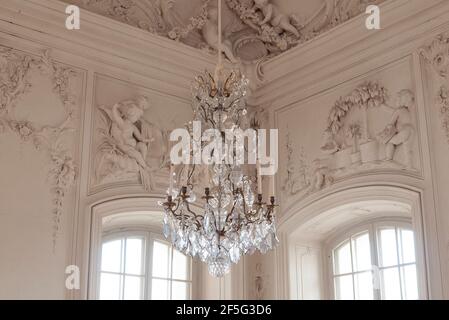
[160,0,278,278]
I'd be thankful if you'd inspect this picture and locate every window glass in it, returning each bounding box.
[124,276,143,300]
[125,238,144,275]
[352,233,371,272]
[334,241,352,275]
[101,239,122,273]
[332,223,419,300]
[381,268,401,300]
[354,272,374,300]
[152,241,170,278]
[335,275,354,300]
[98,232,192,300]
[172,249,189,280]
[99,273,120,300]
[379,228,398,267]
[151,279,170,300]
[172,281,189,300]
[399,229,415,265]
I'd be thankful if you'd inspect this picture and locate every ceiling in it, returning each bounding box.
[63,0,385,62]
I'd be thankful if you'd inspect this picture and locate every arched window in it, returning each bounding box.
[331,221,419,300]
[98,230,193,300]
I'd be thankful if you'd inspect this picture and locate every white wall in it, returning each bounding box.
[252,0,449,300]
[0,0,218,299]
[1,0,449,300]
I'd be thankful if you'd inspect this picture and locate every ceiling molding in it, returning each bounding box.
[0,0,219,98]
[254,0,449,107]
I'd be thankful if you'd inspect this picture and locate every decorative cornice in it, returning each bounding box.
[254,0,449,107]
[0,0,218,100]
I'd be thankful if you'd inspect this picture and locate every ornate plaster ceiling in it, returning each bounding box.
[63,0,385,63]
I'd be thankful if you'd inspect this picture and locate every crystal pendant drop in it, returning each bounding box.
[208,256,231,278]
[163,215,171,239]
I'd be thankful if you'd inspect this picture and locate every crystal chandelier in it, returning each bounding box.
[160,0,278,278]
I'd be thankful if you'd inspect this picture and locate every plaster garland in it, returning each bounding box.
[420,34,449,146]
[0,46,78,249]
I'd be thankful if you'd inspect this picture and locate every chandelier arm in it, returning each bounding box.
[222,97,241,111]
[186,163,196,186]
[225,203,237,225]
[200,102,217,127]
[165,197,181,215]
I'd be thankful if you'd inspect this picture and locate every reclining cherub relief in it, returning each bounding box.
[252,0,300,38]
[97,95,166,191]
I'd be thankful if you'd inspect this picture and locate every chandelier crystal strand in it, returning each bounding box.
[160,0,279,278]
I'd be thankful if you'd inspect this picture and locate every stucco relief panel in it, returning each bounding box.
[276,57,423,209]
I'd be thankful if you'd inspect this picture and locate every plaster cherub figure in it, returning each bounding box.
[98,95,157,191]
[202,7,238,64]
[309,158,333,191]
[109,95,154,170]
[378,89,415,169]
[253,0,300,38]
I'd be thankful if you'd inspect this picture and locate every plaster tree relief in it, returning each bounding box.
[0,47,79,248]
[322,82,417,178]
[420,35,449,146]
[96,96,168,191]
[64,0,385,63]
[282,81,418,200]
[282,129,311,196]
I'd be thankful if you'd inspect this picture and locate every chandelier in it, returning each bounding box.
[160,0,278,278]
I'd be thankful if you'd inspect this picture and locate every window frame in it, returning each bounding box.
[326,218,425,300]
[96,228,194,300]
[98,230,148,300]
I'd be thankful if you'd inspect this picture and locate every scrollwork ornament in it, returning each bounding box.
[0,46,79,249]
[421,34,449,146]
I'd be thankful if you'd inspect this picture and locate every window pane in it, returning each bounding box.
[172,281,189,300]
[379,229,398,267]
[99,273,121,300]
[124,275,144,300]
[381,268,401,300]
[152,241,170,278]
[335,275,354,300]
[354,272,374,300]
[125,237,144,275]
[352,232,371,272]
[401,265,418,300]
[334,241,352,275]
[101,239,122,273]
[399,229,416,264]
[151,279,170,300]
[172,250,189,281]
